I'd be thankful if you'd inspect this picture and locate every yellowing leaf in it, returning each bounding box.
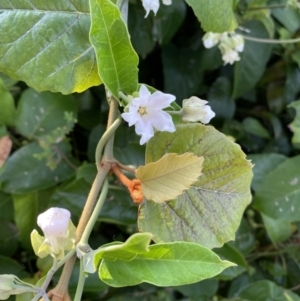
[0,135,12,168]
[136,153,204,203]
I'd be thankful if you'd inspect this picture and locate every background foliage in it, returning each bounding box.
[1,0,300,300]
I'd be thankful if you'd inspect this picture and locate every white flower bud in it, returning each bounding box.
[221,48,241,65]
[182,97,215,124]
[202,32,222,48]
[31,207,76,259]
[142,0,160,17]
[230,34,245,52]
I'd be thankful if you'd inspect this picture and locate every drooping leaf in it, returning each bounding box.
[0,1,101,94]
[288,100,300,147]
[253,155,300,222]
[99,241,234,287]
[184,0,237,32]
[89,0,139,98]
[233,21,273,99]
[138,124,253,249]
[0,141,76,194]
[136,153,204,203]
[15,88,77,140]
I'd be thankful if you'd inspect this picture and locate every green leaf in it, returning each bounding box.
[0,141,76,194]
[0,255,28,278]
[288,100,300,147]
[272,8,300,34]
[261,213,292,244]
[175,279,218,298]
[0,1,101,94]
[184,0,237,32]
[0,221,18,257]
[99,242,234,287]
[253,155,300,222]
[15,88,77,139]
[239,280,300,301]
[0,78,16,126]
[128,3,156,59]
[0,191,13,221]
[162,44,202,100]
[138,124,253,249]
[243,117,271,139]
[247,153,287,191]
[136,153,204,203]
[154,0,187,45]
[233,21,273,99]
[89,0,139,98]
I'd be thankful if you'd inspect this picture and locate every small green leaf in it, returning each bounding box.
[139,124,253,249]
[0,141,76,194]
[89,0,139,98]
[15,88,77,140]
[136,153,204,203]
[288,100,300,147]
[0,1,101,94]
[233,21,273,99]
[0,78,16,126]
[243,117,270,139]
[184,0,237,32]
[253,155,300,222]
[99,242,234,287]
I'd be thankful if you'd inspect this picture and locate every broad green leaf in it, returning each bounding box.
[0,141,76,194]
[0,221,18,257]
[89,0,139,98]
[0,1,101,94]
[0,191,13,221]
[288,100,300,147]
[261,213,292,244]
[253,155,300,222]
[99,242,234,287]
[138,124,253,249]
[248,153,287,191]
[0,255,28,278]
[214,243,247,268]
[272,8,300,34]
[184,0,237,32]
[233,21,273,99]
[84,233,153,273]
[239,280,300,301]
[15,88,77,139]
[0,78,16,126]
[137,153,203,203]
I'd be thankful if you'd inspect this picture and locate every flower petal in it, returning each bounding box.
[151,111,176,132]
[149,91,176,109]
[121,112,140,126]
[135,119,154,145]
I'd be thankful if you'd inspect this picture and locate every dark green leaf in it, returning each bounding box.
[0,1,101,94]
[89,0,139,98]
[0,78,16,126]
[233,21,273,99]
[0,221,18,256]
[0,141,76,194]
[15,88,77,139]
[185,0,237,32]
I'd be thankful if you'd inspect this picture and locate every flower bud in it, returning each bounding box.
[31,208,76,259]
[230,34,245,52]
[0,275,38,300]
[202,32,222,49]
[182,97,215,124]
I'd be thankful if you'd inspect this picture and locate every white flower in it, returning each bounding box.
[231,34,245,52]
[31,207,76,259]
[121,85,176,145]
[221,48,241,65]
[202,32,222,49]
[142,0,172,17]
[182,97,215,124]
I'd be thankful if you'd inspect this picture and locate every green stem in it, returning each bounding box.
[242,35,300,44]
[73,260,86,301]
[79,178,109,245]
[165,110,183,115]
[95,113,122,166]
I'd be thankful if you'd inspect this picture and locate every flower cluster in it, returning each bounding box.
[202,31,245,65]
[121,85,176,145]
[31,207,76,259]
[142,0,172,17]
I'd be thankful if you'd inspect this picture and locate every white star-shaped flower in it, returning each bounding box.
[121,85,176,145]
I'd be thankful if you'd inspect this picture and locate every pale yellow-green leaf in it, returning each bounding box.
[136,153,204,203]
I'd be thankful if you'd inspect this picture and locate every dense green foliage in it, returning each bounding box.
[1,0,300,300]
